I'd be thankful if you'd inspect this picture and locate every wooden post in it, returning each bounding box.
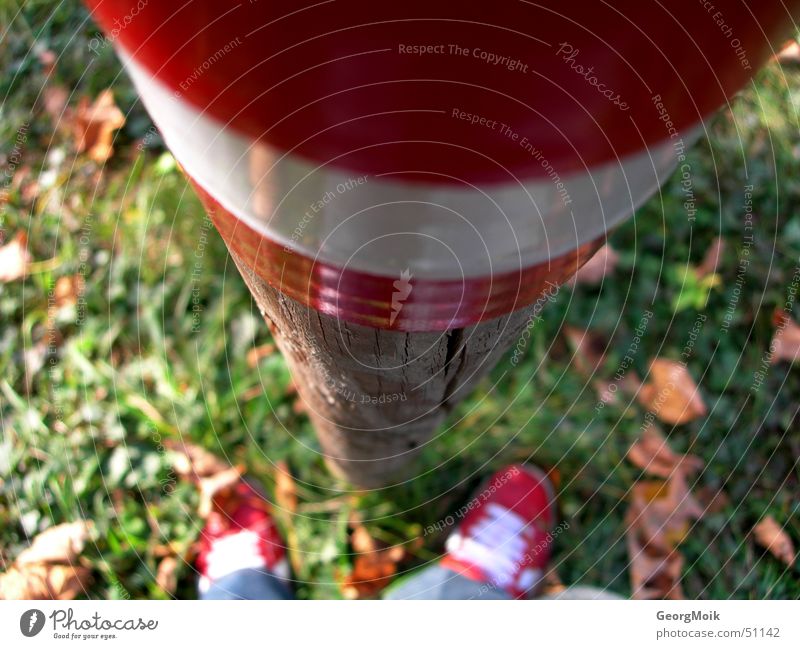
[231,251,543,488]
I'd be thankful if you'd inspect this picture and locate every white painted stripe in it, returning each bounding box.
[121,48,697,280]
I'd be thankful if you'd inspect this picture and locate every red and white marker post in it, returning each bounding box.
[88,1,798,486]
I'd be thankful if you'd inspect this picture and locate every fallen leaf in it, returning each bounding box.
[23,341,48,390]
[753,516,796,567]
[53,275,83,309]
[625,464,704,599]
[274,461,298,513]
[627,474,704,553]
[246,343,276,368]
[166,440,230,479]
[563,326,607,378]
[339,525,406,599]
[155,556,179,595]
[694,236,725,279]
[567,244,619,287]
[17,522,91,566]
[38,49,57,77]
[0,563,91,600]
[539,565,566,596]
[638,359,707,425]
[42,86,69,123]
[627,533,685,600]
[769,312,800,365]
[72,89,125,163]
[0,231,32,283]
[627,423,704,478]
[198,465,244,518]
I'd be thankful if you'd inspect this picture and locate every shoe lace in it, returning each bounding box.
[447,502,532,587]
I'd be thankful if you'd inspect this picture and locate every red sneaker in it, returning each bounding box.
[440,464,557,598]
[196,480,289,594]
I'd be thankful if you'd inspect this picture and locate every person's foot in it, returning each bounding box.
[196,480,290,595]
[440,464,557,598]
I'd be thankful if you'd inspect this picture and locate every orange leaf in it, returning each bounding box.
[625,464,704,599]
[627,423,704,478]
[769,316,800,365]
[339,525,406,599]
[627,533,685,600]
[72,89,125,163]
[753,516,796,567]
[0,231,32,283]
[54,275,84,309]
[628,472,704,553]
[638,359,707,425]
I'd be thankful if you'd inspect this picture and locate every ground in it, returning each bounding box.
[1,1,799,599]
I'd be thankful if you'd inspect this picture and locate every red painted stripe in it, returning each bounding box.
[87,0,797,184]
[194,180,603,331]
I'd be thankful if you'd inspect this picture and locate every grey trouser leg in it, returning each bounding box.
[200,567,293,600]
[384,565,511,600]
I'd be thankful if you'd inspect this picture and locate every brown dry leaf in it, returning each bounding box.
[627,423,704,478]
[563,326,607,378]
[625,463,705,599]
[567,244,619,287]
[627,533,685,600]
[753,516,796,567]
[166,440,230,480]
[0,231,32,283]
[628,473,704,553]
[0,563,91,600]
[694,236,725,279]
[43,86,70,123]
[339,525,406,599]
[38,49,57,76]
[23,341,48,390]
[54,275,83,309]
[156,556,179,595]
[539,565,566,596]
[274,461,298,513]
[246,343,276,369]
[769,313,800,365]
[17,521,91,566]
[72,89,126,162]
[638,359,707,425]
[198,465,244,518]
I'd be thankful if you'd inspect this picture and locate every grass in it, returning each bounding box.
[1,1,799,599]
